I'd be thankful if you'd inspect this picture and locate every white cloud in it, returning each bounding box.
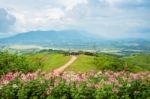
[0,8,16,33]
[8,7,67,33]
[0,0,88,34]
[57,0,87,10]
[65,0,150,38]
[0,0,149,38]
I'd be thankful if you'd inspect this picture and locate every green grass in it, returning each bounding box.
[66,54,98,72]
[27,53,71,72]
[42,54,71,71]
[29,53,97,72]
[122,53,150,72]
[26,52,150,73]
[66,53,150,72]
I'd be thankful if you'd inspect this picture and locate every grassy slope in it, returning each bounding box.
[26,52,150,73]
[42,54,71,71]
[67,53,150,72]
[27,53,71,72]
[122,53,150,72]
[66,54,97,72]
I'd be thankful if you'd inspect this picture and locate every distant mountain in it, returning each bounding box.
[0,30,101,46]
[0,30,150,54]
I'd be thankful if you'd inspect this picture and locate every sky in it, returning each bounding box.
[0,0,150,38]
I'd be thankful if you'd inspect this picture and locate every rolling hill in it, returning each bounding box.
[0,30,100,46]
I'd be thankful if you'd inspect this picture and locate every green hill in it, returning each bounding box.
[123,53,150,72]
[27,53,71,72]
[1,50,150,75]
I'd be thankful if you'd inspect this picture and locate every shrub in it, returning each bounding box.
[0,51,42,76]
[118,80,150,99]
[0,79,21,99]
[17,79,49,99]
[95,85,119,99]
[0,76,150,99]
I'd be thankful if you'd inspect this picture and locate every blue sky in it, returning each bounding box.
[0,0,150,38]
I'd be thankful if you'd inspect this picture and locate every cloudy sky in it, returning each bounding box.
[0,0,150,38]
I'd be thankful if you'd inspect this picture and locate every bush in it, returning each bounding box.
[0,79,21,99]
[118,80,150,99]
[95,85,119,99]
[17,79,49,99]
[0,51,42,76]
[0,77,150,99]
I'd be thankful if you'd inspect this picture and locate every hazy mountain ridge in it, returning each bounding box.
[0,30,150,55]
[0,30,100,45]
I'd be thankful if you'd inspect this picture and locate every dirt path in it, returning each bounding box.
[53,55,77,75]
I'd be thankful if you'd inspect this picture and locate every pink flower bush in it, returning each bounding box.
[0,70,150,88]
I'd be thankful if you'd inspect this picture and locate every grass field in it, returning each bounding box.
[122,53,150,72]
[27,53,71,72]
[66,54,97,72]
[28,53,98,72]
[26,52,150,73]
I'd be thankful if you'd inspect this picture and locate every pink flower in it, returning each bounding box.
[131,73,140,80]
[112,87,119,93]
[94,84,100,88]
[75,74,83,81]
[4,73,14,81]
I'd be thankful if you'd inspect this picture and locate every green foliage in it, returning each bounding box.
[123,53,150,72]
[95,85,119,99]
[94,54,125,71]
[70,82,95,99]
[118,80,150,99]
[63,53,150,72]
[17,79,49,99]
[0,51,150,74]
[0,79,21,99]
[1,78,150,99]
[0,51,42,75]
[50,80,71,99]
[93,53,150,72]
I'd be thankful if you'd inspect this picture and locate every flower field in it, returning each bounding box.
[0,70,150,99]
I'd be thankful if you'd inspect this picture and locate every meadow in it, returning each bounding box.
[27,52,150,72]
[26,53,71,72]
[1,50,150,74]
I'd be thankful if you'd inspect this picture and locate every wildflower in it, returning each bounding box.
[94,84,100,88]
[148,74,150,78]
[3,80,9,85]
[97,71,102,75]
[99,79,105,84]
[12,84,18,88]
[127,83,131,87]
[4,74,13,81]
[0,85,2,89]
[131,73,140,80]
[112,87,119,93]
[46,86,53,94]
[134,91,140,94]
[75,74,83,81]
[109,77,116,83]
[105,81,112,85]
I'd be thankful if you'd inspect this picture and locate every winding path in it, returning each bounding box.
[53,55,77,75]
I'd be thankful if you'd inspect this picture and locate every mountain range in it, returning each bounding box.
[0,30,150,54]
[0,30,101,46]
